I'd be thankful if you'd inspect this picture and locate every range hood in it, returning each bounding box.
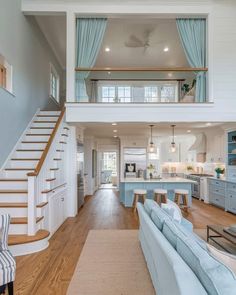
[189,133,206,154]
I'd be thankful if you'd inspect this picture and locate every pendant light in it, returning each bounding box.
[170,124,176,153]
[148,125,156,153]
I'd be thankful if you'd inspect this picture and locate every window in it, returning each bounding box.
[144,86,158,102]
[50,64,60,103]
[117,86,131,102]
[98,81,178,103]
[101,86,115,102]
[0,54,13,94]
[102,152,117,173]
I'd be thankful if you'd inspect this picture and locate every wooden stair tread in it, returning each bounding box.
[0,202,48,208]
[46,178,56,182]
[53,158,62,161]
[11,216,44,224]
[11,158,40,161]
[8,229,50,246]
[61,134,68,137]
[0,179,27,182]
[42,183,66,194]
[59,141,67,144]
[64,127,69,130]
[56,149,64,152]
[50,168,59,171]
[0,190,27,194]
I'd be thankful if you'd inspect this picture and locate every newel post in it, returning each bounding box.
[27,175,37,235]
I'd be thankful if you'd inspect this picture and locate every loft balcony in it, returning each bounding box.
[65,67,217,123]
[70,67,209,104]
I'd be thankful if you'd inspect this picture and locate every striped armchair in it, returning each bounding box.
[0,215,16,295]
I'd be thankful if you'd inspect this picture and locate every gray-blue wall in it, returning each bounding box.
[0,0,65,166]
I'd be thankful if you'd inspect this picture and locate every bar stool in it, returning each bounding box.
[154,189,168,205]
[133,189,147,212]
[174,189,189,212]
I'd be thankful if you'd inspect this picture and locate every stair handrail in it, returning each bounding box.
[27,107,65,177]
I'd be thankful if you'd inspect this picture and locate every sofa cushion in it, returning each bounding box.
[161,199,182,223]
[162,219,206,250]
[177,236,236,295]
[150,206,171,231]
[162,219,183,248]
[144,199,159,216]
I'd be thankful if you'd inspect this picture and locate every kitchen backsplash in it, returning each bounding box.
[161,162,226,176]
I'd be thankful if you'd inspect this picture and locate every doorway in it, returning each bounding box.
[99,151,118,189]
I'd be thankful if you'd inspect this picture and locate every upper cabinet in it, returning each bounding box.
[206,132,225,163]
[227,130,236,182]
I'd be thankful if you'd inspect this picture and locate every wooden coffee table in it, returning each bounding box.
[207,225,236,253]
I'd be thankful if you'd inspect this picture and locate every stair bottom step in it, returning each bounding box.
[8,229,50,246]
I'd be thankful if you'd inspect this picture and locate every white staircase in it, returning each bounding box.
[0,109,69,256]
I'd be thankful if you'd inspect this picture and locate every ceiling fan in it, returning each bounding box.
[125,28,164,52]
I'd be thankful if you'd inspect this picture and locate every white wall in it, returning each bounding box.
[46,0,236,123]
[0,0,65,166]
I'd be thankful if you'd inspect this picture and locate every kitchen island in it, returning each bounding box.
[119,177,196,207]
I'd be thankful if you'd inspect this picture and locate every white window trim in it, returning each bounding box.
[49,63,60,104]
[0,54,14,95]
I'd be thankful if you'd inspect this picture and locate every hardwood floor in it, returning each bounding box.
[15,190,236,295]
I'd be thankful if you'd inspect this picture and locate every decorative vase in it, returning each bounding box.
[217,173,220,179]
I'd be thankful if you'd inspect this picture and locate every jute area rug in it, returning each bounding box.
[67,230,155,295]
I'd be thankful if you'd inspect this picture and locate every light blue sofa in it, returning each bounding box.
[137,200,236,295]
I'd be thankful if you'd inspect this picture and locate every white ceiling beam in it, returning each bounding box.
[22,1,211,16]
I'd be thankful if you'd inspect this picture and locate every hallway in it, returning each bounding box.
[14,189,236,295]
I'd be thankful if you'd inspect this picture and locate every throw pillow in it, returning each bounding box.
[207,244,236,275]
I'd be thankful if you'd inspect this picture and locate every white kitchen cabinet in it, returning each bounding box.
[49,189,66,235]
[160,142,180,162]
[206,133,225,163]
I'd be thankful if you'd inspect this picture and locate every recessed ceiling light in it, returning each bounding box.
[206,123,212,126]
[113,135,118,138]
[113,130,117,133]
[112,123,117,126]
[105,47,110,52]
[164,47,169,52]
[187,130,191,133]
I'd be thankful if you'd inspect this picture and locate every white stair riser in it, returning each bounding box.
[35,117,58,122]
[0,182,27,190]
[0,207,43,217]
[9,237,49,257]
[15,151,43,158]
[10,160,38,169]
[9,222,41,235]
[5,171,30,178]
[24,135,50,142]
[28,129,53,135]
[20,143,47,149]
[39,111,60,115]
[0,195,27,202]
[31,122,56,128]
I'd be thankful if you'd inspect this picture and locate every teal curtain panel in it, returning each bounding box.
[76,18,107,102]
[176,19,206,102]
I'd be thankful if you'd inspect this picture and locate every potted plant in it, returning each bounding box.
[215,167,225,179]
[181,84,190,95]
[147,164,155,179]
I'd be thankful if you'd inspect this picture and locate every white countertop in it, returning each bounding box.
[207,176,236,183]
[120,177,197,184]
